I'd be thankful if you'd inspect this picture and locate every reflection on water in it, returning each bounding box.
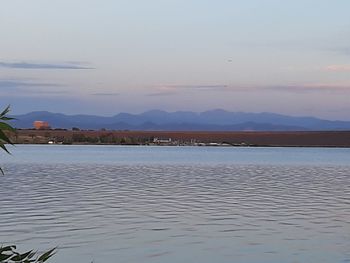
[1,161,350,263]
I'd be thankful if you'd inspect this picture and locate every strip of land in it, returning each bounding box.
[9,129,350,147]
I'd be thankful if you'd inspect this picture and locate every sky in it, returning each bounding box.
[1,0,350,120]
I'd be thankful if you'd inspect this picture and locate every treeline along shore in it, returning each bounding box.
[8,129,350,147]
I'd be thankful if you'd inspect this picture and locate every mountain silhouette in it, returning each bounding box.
[11,110,350,131]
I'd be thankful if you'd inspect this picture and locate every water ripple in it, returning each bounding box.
[1,163,349,263]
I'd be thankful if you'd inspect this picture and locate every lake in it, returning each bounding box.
[1,145,350,263]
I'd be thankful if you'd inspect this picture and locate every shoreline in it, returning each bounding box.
[9,129,350,148]
[11,143,350,148]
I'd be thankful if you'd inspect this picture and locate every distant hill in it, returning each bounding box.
[10,110,350,131]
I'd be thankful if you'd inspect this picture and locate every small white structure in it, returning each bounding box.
[153,138,172,144]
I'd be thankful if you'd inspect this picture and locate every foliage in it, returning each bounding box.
[0,106,15,174]
[0,245,55,263]
[0,106,57,262]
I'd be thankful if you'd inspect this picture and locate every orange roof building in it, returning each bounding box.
[33,121,50,130]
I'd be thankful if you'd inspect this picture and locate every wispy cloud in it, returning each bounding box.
[146,91,177,97]
[0,61,94,70]
[91,92,120,96]
[328,47,350,56]
[145,82,350,97]
[325,64,350,72]
[262,83,350,93]
[146,84,229,96]
[0,79,66,96]
[27,90,68,95]
[0,79,60,88]
[159,84,229,91]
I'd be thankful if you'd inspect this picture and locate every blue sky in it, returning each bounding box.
[1,0,350,120]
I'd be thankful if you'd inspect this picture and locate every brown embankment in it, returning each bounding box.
[12,129,350,147]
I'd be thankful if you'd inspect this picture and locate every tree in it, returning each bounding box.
[0,106,14,175]
[0,106,56,262]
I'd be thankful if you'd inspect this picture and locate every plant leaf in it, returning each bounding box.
[0,122,15,131]
[0,143,11,154]
[0,105,10,118]
[0,245,16,253]
[37,248,56,262]
[0,253,13,261]
[0,130,12,145]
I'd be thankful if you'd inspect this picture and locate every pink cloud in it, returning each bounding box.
[149,83,350,94]
[325,65,350,72]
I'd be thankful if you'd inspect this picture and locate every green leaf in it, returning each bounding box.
[37,248,56,262]
[0,245,56,262]
[0,143,11,154]
[0,253,13,261]
[0,105,10,118]
[18,250,34,261]
[0,245,16,253]
[0,122,15,131]
[0,117,15,121]
[0,106,14,176]
[0,130,12,145]
[11,252,27,261]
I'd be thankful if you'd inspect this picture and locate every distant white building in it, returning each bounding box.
[153,137,172,144]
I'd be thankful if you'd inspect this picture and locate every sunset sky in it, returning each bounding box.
[1,0,350,120]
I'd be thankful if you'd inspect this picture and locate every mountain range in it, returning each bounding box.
[10,110,350,131]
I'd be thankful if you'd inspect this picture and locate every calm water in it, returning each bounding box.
[1,145,350,263]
